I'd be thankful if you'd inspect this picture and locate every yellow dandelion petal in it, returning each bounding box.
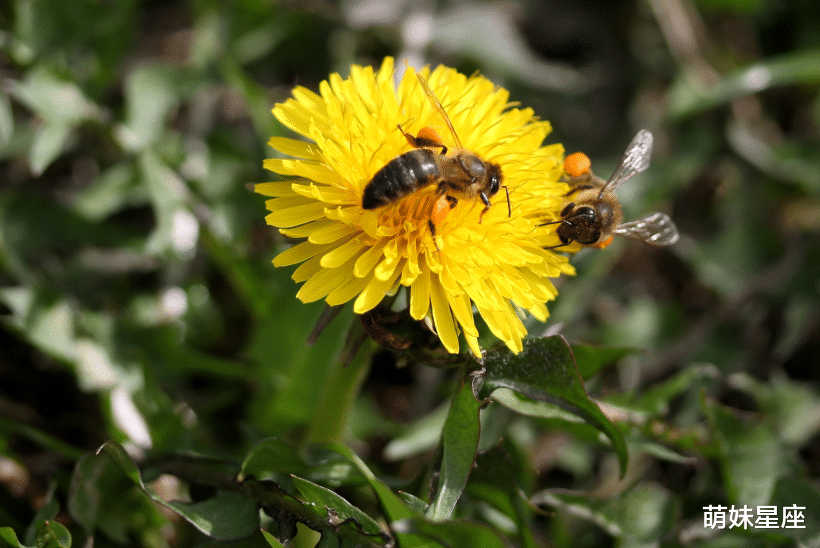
[354,239,389,278]
[429,276,459,353]
[449,291,479,338]
[273,99,324,138]
[292,183,356,205]
[290,85,326,113]
[464,334,482,359]
[255,182,296,197]
[375,240,404,281]
[292,254,323,283]
[327,272,372,307]
[264,158,338,185]
[307,222,357,245]
[273,240,335,268]
[400,257,420,286]
[279,218,338,239]
[320,237,366,268]
[265,201,327,228]
[267,137,321,161]
[409,256,431,320]
[400,236,422,284]
[297,256,357,303]
[528,301,549,323]
[259,58,574,354]
[353,266,402,314]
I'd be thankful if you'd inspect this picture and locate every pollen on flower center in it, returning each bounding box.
[258,57,575,357]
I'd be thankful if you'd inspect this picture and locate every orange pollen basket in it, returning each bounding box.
[416,127,445,147]
[592,235,614,249]
[563,152,592,177]
[430,193,451,226]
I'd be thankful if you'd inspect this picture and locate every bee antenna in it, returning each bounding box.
[504,185,511,217]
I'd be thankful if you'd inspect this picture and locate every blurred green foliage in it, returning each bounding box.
[1,0,819,547]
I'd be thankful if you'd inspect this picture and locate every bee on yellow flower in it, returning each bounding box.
[257,58,574,357]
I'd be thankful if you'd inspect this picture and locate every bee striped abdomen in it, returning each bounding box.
[362,149,440,209]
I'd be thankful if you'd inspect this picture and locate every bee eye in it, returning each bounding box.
[577,206,596,219]
[490,173,500,195]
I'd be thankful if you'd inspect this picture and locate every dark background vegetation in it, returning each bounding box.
[1,0,819,546]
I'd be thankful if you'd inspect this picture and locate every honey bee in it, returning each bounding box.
[361,72,510,238]
[548,129,679,249]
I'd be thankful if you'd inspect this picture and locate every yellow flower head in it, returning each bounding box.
[257,57,574,357]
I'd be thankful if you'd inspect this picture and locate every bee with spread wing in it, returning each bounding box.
[548,129,679,249]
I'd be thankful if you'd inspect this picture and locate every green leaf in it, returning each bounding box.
[625,431,697,465]
[319,444,439,548]
[139,149,190,256]
[0,92,13,147]
[239,438,305,481]
[769,476,820,546]
[260,530,285,548]
[533,482,674,547]
[95,440,143,485]
[72,441,259,541]
[10,68,100,125]
[704,397,789,507]
[29,123,72,177]
[68,443,165,542]
[115,64,181,151]
[25,484,60,546]
[729,373,820,445]
[604,364,719,417]
[0,528,31,548]
[290,476,385,538]
[398,492,428,514]
[383,403,449,461]
[474,336,628,476]
[491,388,584,423]
[322,443,416,524]
[570,343,643,380]
[33,521,71,548]
[426,372,481,521]
[239,438,360,487]
[71,162,141,222]
[633,364,718,416]
[668,49,820,119]
[467,442,537,548]
[393,518,509,548]
[163,492,259,541]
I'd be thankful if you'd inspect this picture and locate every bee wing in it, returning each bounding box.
[601,129,654,194]
[415,72,463,150]
[613,212,679,246]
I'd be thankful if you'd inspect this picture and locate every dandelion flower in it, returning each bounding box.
[257,58,574,356]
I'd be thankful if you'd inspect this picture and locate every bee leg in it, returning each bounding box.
[544,242,569,250]
[427,220,441,251]
[398,124,418,146]
[478,191,492,223]
[544,231,573,250]
[434,182,459,209]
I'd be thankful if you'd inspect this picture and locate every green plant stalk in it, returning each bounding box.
[303,337,373,445]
